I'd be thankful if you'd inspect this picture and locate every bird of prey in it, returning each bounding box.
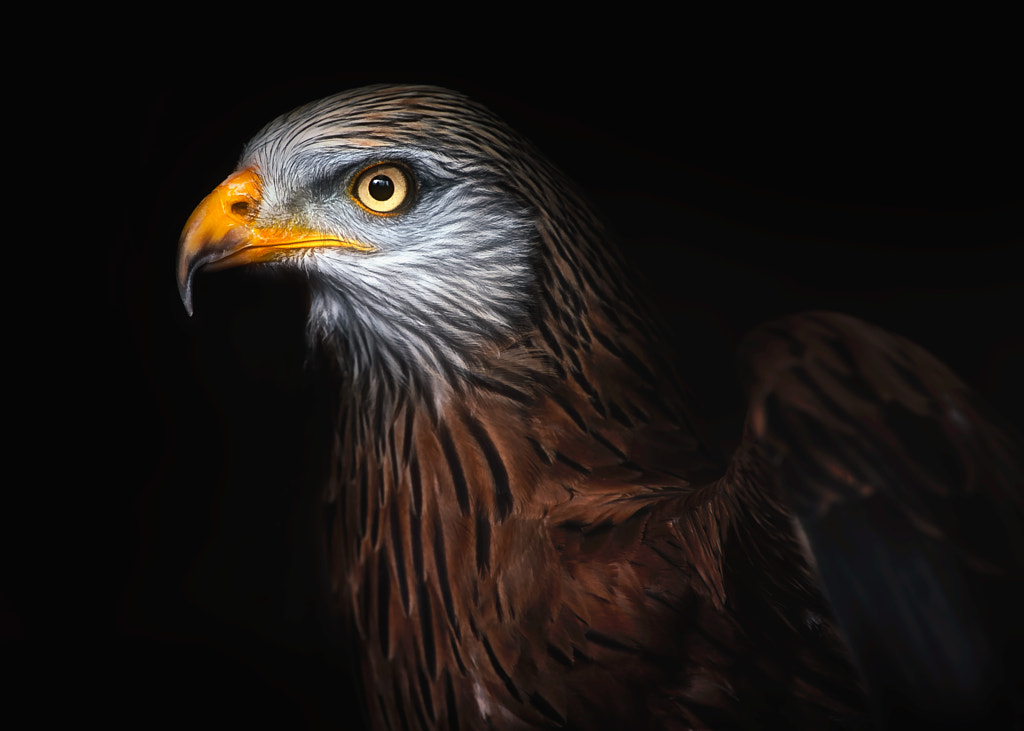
[177,85,1023,729]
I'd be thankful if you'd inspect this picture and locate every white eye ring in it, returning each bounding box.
[351,162,414,215]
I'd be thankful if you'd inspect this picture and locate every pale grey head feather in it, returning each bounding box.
[235,86,541,394]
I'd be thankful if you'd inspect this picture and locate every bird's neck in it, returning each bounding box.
[319,290,726,720]
[319,217,727,606]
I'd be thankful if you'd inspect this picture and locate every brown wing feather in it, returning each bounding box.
[740,311,1024,725]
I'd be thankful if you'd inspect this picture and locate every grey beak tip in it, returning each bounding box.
[179,277,195,317]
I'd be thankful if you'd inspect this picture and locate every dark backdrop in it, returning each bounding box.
[10,33,1021,728]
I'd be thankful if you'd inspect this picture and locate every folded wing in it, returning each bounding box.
[740,311,1024,726]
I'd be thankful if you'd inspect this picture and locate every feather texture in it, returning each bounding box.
[179,85,1023,729]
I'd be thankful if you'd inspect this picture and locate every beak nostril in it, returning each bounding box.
[230,200,250,219]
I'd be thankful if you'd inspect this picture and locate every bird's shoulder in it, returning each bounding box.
[738,310,1024,541]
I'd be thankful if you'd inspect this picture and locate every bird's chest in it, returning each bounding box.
[330,473,728,729]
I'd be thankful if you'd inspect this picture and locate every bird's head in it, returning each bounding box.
[178,85,564,386]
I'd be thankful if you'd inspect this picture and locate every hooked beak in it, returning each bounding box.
[177,167,373,315]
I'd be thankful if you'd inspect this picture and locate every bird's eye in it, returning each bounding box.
[350,162,414,215]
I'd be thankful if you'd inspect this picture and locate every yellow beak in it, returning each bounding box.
[176,167,373,314]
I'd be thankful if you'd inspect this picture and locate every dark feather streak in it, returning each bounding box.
[482,634,522,702]
[437,422,470,514]
[465,416,514,520]
[433,514,461,638]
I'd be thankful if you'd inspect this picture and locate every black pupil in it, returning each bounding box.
[368,174,395,201]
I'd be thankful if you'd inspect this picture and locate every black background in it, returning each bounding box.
[9,24,1022,728]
